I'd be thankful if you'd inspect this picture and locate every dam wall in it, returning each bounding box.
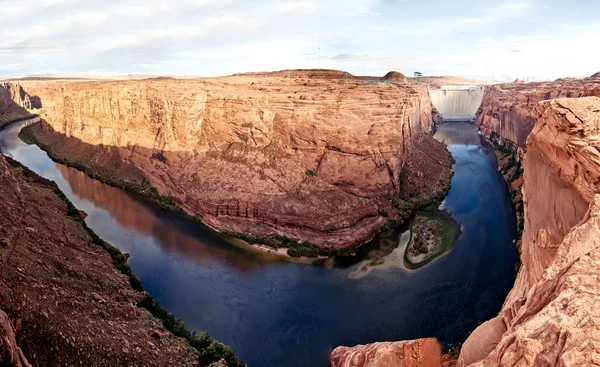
[429,86,485,122]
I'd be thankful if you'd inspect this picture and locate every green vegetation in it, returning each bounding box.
[305,169,314,176]
[4,157,246,367]
[225,231,358,258]
[403,209,462,269]
[490,135,525,238]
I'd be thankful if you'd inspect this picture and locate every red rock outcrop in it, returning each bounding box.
[590,72,600,79]
[381,71,408,82]
[0,154,198,366]
[19,76,452,249]
[475,79,600,147]
[0,83,38,127]
[0,309,31,367]
[331,96,600,366]
[459,97,600,366]
[331,338,442,367]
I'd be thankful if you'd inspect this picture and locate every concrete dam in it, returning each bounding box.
[429,86,485,122]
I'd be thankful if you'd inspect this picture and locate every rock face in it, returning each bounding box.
[0,154,198,366]
[381,71,408,82]
[589,72,600,79]
[0,83,39,127]
[20,76,452,248]
[459,97,600,366]
[331,338,442,367]
[0,309,30,367]
[331,96,600,366]
[475,80,600,147]
[0,156,198,366]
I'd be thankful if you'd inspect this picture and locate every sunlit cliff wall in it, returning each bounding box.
[19,74,452,248]
[458,96,600,366]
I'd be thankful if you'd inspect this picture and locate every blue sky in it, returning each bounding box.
[0,0,598,80]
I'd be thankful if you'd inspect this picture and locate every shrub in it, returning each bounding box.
[305,169,314,176]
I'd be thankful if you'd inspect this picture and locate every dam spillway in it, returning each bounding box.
[429,86,485,122]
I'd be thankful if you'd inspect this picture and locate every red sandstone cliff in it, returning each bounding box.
[331,95,600,366]
[381,71,408,82]
[0,83,39,127]
[475,79,600,148]
[19,75,452,249]
[456,96,600,366]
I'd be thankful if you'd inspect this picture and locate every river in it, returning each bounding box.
[0,119,518,367]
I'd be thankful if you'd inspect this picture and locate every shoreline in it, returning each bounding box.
[19,119,455,264]
[0,155,246,366]
[402,208,462,270]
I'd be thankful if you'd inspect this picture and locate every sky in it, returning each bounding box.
[0,0,598,80]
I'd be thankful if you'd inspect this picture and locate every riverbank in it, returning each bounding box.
[2,120,246,366]
[484,131,524,271]
[20,120,455,260]
[0,155,201,366]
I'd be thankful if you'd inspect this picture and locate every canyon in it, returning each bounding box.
[15,72,453,253]
[332,74,600,366]
[3,70,600,366]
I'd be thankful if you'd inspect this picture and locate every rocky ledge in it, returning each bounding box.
[331,338,442,367]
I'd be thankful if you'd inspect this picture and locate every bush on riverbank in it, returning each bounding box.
[225,231,354,258]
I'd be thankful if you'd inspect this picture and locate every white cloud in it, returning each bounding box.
[0,0,598,80]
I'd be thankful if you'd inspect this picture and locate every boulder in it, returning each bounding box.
[0,309,30,367]
[457,316,506,366]
[331,338,441,367]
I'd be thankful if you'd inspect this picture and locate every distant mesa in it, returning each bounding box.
[555,77,579,82]
[234,69,359,80]
[381,71,407,82]
[513,79,524,83]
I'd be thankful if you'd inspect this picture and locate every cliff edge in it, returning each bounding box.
[459,97,600,366]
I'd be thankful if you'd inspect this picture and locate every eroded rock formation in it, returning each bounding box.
[0,83,38,127]
[19,75,452,249]
[459,97,600,366]
[381,71,408,82]
[331,338,442,367]
[331,94,600,366]
[475,79,600,147]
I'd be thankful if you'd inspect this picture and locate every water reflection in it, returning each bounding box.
[57,164,273,273]
[434,122,483,145]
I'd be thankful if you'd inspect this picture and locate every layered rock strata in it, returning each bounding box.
[331,96,600,366]
[330,338,442,367]
[459,97,600,365]
[475,79,600,148]
[0,83,39,127]
[19,75,452,249]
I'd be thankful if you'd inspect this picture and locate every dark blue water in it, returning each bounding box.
[0,120,518,367]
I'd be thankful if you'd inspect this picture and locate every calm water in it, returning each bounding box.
[0,120,518,367]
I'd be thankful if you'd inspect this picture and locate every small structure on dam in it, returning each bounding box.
[429,86,485,122]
